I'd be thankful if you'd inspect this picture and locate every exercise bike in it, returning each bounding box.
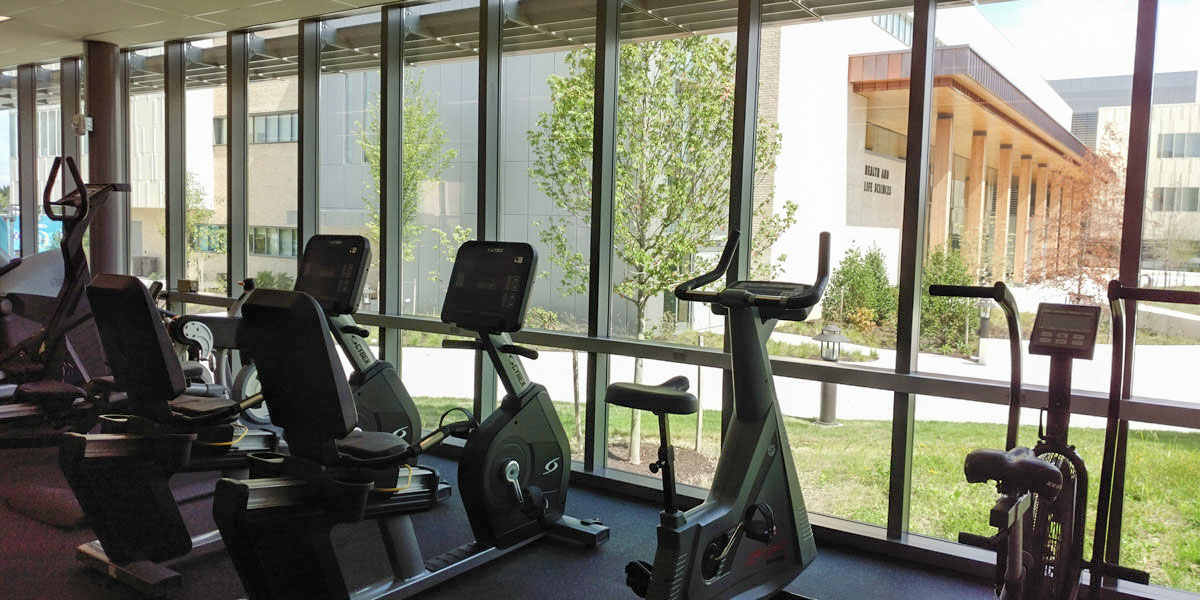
[169,235,422,447]
[0,157,128,440]
[213,239,607,599]
[934,284,1149,599]
[607,230,824,600]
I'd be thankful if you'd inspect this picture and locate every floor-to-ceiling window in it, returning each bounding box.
[128,47,166,285]
[0,70,16,259]
[184,35,229,294]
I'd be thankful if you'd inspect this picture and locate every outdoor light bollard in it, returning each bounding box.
[813,325,850,427]
[975,298,992,365]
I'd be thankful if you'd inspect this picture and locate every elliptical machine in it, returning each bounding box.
[0,157,128,437]
[606,230,825,600]
[214,240,607,600]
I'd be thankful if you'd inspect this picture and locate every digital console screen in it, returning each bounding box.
[295,236,370,315]
[442,242,536,332]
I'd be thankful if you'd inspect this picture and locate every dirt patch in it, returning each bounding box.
[603,440,717,488]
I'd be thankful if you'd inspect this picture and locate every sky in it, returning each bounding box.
[977,0,1200,83]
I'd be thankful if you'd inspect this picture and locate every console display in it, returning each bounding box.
[294,235,371,316]
[441,241,537,333]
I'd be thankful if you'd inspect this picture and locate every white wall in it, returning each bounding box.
[772,18,908,286]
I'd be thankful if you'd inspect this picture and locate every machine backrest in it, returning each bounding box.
[240,288,357,459]
[86,274,185,422]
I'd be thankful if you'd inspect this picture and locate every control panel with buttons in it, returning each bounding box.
[1028,302,1101,360]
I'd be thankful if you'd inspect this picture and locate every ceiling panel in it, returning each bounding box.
[12,0,174,35]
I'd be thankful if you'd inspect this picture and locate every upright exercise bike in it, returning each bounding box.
[606,230,825,600]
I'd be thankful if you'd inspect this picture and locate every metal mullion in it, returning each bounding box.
[60,58,80,198]
[165,41,187,309]
[17,64,36,257]
[720,0,763,439]
[584,0,620,473]
[887,0,936,540]
[380,4,405,368]
[298,19,321,253]
[1105,0,1160,576]
[474,0,505,420]
[227,31,249,297]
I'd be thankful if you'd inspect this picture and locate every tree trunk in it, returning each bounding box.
[572,350,582,446]
[630,301,647,465]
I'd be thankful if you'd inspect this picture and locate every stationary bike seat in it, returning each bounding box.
[336,430,410,460]
[605,375,698,415]
[15,380,85,413]
[964,446,1062,499]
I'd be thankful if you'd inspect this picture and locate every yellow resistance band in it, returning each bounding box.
[199,423,249,447]
[373,464,414,493]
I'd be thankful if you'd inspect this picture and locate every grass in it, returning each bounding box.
[415,396,1200,593]
[1148,286,1200,317]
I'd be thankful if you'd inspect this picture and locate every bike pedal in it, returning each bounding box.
[624,560,652,598]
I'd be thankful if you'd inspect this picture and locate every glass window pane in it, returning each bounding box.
[129,48,166,285]
[34,64,62,252]
[400,2,478,319]
[267,227,280,256]
[499,2,595,334]
[1,70,19,258]
[1187,132,1200,158]
[319,12,382,310]
[185,35,228,294]
[247,25,298,287]
[1173,131,1186,157]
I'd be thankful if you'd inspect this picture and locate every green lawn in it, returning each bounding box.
[416,396,1200,593]
[1149,286,1200,317]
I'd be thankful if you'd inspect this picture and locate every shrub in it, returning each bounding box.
[252,270,296,291]
[920,246,979,353]
[822,245,897,328]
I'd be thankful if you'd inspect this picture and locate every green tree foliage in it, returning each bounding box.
[527,36,796,463]
[0,184,9,210]
[821,244,896,331]
[921,245,979,353]
[252,270,295,291]
[357,71,458,263]
[158,172,226,291]
[528,35,795,339]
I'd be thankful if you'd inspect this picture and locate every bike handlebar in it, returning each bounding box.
[1108,280,1200,306]
[930,281,1022,451]
[673,230,831,310]
[42,157,90,223]
[674,230,743,302]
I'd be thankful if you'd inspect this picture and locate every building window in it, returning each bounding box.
[1151,187,1200,211]
[865,123,907,160]
[250,112,299,144]
[191,224,226,253]
[249,226,298,257]
[1157,133,1200,158]
[37,108,60,157]
[213,117,227,145]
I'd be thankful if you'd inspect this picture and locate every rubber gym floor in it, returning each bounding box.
[0,447,991,599]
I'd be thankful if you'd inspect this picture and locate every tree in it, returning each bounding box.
[357,71,458,264]
[160,172,226,292]
[1029,124,1125,305]
[822,244,897,331]
[0,184,9,210]
[922,246,979,353]
[528,36,797,464]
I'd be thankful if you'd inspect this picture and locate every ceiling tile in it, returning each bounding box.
[0,20,72,48]
[125,0,266,18]
[1,0,68,16]
[14,0,175,36]
[117,16,225,45]
[198,0,351,27]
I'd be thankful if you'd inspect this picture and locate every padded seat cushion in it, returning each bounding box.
[169,394,237,417]
[15,380,85,410]
[606,375,697,415]
[964,446,1063,498]
[181,361,207,380]
[335,430,409,460]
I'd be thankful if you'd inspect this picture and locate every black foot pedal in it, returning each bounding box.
[625,560,652,598]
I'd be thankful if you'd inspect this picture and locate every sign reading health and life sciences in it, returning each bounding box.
[0,213,63,257]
